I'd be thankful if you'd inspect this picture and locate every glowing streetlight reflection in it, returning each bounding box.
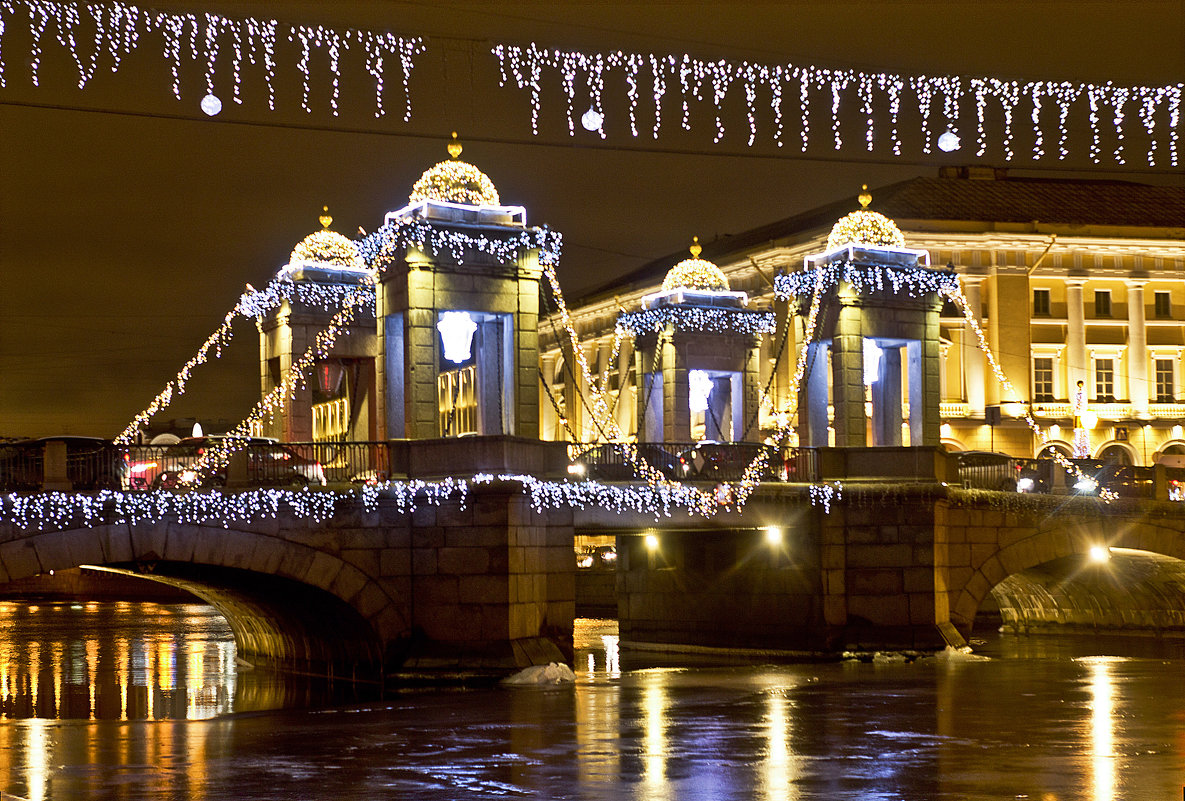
[1086,657,1117,801]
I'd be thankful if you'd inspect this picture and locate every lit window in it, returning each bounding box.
[1033,357,1054,402]
[1094,290,1112,318]
[1094,359,1115,402]
[1156,358,1175,403]
[1032,288,1051,316]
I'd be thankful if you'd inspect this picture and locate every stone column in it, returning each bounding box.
[560,339,582,443]
[801,342,830,447]
[1066,279,1087,392]
[706,375,732,441]
[614,340,634,438]
[1126,279,1149,417]
[962,276,986,417]
[830,324,867,447]
[872,345,903,446]
[540,353,558,440]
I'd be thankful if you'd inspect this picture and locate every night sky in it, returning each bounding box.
[1,1,1182,438]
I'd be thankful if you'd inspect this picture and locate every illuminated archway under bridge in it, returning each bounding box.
[0,485,575,680]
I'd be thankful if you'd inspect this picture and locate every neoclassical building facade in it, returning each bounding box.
[541,168,1185,466]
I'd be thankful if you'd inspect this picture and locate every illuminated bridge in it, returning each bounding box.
[5,438,1185,680]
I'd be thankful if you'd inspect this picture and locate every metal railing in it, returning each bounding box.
[0,440,393,492]
[567,441,820,483]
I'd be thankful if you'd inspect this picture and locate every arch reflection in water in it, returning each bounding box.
[0,601,236,721]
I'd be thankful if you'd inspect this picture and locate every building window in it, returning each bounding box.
[1155,358,1175,403]
[1033,357,1054,401]
[1032,288,1051,316]
[1094,290,1112,318]
[1155,291,1172,319]
[1094,359,1115,402]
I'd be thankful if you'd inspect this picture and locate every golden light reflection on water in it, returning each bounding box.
[641,672,670,800]
[761,690,796,801]
[0,601,236,722]
[1083,656,1118,801]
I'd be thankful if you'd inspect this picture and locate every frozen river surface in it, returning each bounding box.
[1,602,1184,800]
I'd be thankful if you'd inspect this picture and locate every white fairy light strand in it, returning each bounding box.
[115,274,376,444]
[491,41,1182,166]
[0,0,424,117]
[185,279,375,480]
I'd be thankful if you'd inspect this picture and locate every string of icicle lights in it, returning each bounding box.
[492,43,1182,166]
[0,474,725,532]
[0,0,424,118]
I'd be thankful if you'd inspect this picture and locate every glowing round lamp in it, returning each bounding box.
[200,93,223,116]
[1088,545,1111,563]
[937,130,961,152]
[1080,410,1098,430]
[581,107,603,131]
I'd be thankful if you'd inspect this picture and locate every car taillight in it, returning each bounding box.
[130,462,158,474]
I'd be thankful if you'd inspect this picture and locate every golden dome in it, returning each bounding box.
[408,132,500,206]
[289,206,364,269]
[826,185,906,251]
[661,237,730,292]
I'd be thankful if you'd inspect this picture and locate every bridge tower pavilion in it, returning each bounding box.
[779,188,952,449]
[620,238,774,444]
[369,143,544,443]
[257,208,378,442]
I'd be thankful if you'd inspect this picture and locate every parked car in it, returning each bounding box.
[152,437,325,489]
[0,436,126,491]
[954,450,1023,492]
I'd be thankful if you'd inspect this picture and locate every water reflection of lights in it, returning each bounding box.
[0,602,236,722]
[602,635,620,678]
[642,673,669,797]
[1082,656,1118,801]
[762,691,797,801]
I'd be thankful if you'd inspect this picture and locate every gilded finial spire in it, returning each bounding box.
[447,131,463,159]
[689,235,702,259]
[318,205,332,229]
[857,184,872,209]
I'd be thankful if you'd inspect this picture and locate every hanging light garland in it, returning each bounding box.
[616,305,776,336]
[0,480,468,532]
[184,278,375,481]
[0,0,425,117]
[492,42,1182,166]
[775,259,959,300]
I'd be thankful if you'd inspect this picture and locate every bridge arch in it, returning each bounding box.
[0,522,408,678]
[945,503,1185,638]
